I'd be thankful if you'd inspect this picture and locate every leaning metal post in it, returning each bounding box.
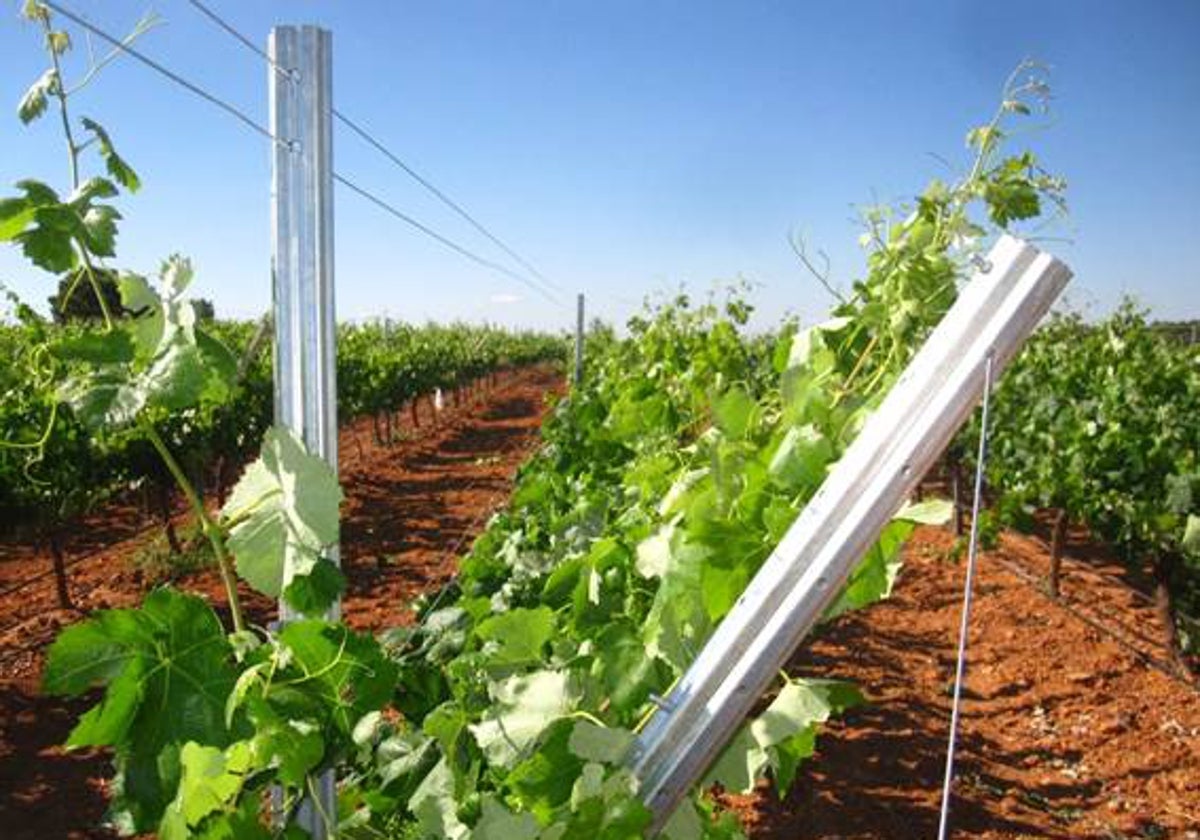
[269,24,338,838]
[629,237,1071,833]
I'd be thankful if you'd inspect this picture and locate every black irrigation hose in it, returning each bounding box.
[935,459,1200,630]
[1014,530,1200,629]
[936,456,1200,633]
[986,551,1198,693]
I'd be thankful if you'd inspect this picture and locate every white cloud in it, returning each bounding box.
[489,292,522,305]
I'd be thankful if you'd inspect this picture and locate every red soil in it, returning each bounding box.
[726,526,1200,839]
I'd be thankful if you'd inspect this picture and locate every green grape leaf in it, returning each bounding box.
[658,468,709,518]
[275,620,398,736]
[158,741,257,840]
[222,426,342,604]
[541,554,587,607]
[66,658,146,747]
[643,538,711,671]
[767,424,833,492]
[983,155,1042,226]
[18,67,56,124]
[119,273,162,343]
[139,335,209,411]
[52,328,136,364]
[475,605,555,666]
[56,258,236,429]
[824,519,915,620]
[713,386,756,439]
[470,795,540,840]
[0,196,36,240]
[1182,515,1200,558]
[409,757,469,840]
[763,494,798,541]
[81,117,142,192]
[40,603,146,695]
[17,205,78,273]
[57,365,145,428]
[14,178,59,206]
[46,29,71,55]
[42,589,237,830]
[787,317,847,372]
[282,557,346,616]
[635,517,678,579]
[224,661,270,728]
[422,702,468,756]
[247,711,324,788]
[568,720,635,765]
[164,795,271,840]
[967,125,1002,152]
[195,326,238,401]
[377,729,439,794]
[693,517,768,623]
[468,670,579,768]
[1165,474,1195,516]
[661,799,705,840]
[80,204,121,257]
[351,710,383,748]
[560,766,651,837]
[505,719,581,822]
[895,497,953,525]
[67,176,119,205]
[587,621,671,716]
[704,678,862,794]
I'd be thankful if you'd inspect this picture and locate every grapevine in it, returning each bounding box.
[970,303,1200,674]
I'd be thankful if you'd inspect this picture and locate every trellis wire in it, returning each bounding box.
[937,351,994,840]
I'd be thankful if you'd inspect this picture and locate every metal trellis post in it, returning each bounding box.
[269,24,338,838]
[575,292,585,385]
[629,236,1072,833]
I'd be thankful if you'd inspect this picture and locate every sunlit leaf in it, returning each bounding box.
[81,117,141,192]
[18,68,56,124]
[468,670,579,768]
[223,427,343,611]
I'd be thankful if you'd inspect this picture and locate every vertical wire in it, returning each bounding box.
[937,351,995,840]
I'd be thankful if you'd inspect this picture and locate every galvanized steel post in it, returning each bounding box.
[630,237,1072,832]
[269,24,338,837]
[574,292,585,385]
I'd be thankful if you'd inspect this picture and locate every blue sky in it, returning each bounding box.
[1,0,1198,332]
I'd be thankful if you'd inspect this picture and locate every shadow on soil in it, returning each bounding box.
[758,608,1103,839]
[0,682,114,840]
